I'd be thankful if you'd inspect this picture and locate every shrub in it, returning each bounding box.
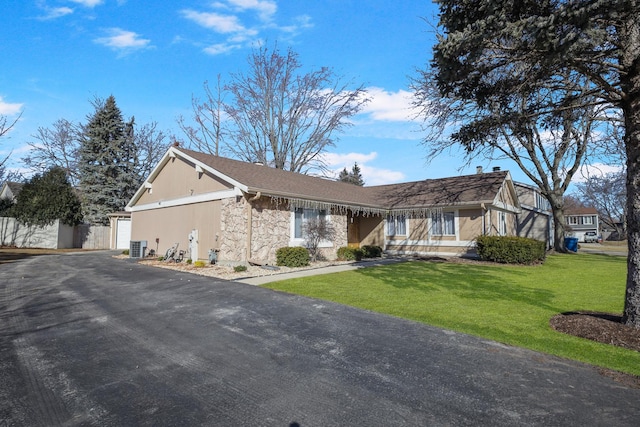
[157,256,164,261]
[122,249,130,256]
[475,235,546,264]
[336,246,363,261]
[361,245,382,258]
[193,260,206,268]
[234,265,248,272]
[276,246,310,267]
[186,259,192,264]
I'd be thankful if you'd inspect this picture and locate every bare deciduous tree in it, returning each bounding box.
[131,121,171,184]
[184,44,369,174]
[0,112,22,170]
[576,172,627,240]
[23,119,80,185]
[412,67,614,252]
[177,75,225,156]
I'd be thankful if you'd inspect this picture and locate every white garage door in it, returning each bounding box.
[116,219,132,250]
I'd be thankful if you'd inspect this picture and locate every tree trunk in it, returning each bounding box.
[546,192,567,252]
[623,106,640,326]
[621,10,640,327]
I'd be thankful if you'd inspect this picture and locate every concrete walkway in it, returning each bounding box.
[236,257,407,285]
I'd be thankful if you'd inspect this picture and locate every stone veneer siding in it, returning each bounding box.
[220,195,350,264]
[320,214,347,260]
[250,197,290,262]
[219,196,248,264]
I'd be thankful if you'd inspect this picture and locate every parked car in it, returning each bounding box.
[584,231,599,243]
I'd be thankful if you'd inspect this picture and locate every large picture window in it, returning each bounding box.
[386,215,407,236]
[431,211,455,236]
[294,208,327,239]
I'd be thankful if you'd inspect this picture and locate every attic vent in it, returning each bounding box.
[493,166,501,172]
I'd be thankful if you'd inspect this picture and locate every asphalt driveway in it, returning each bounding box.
[1,252,639,426]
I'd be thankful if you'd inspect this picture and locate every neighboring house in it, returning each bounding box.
[565,207,600,241]
[125,147,521,263]
[0,181,24,201]
[514,181,553,248]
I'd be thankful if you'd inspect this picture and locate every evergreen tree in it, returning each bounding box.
[337,162,365,186]
[78,96,137,225]
[0,196,14,217]
[12,166,83,226]
[338,167,350,183]
[350,163,365,186]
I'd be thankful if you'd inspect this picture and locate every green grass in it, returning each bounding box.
[262,253,640,376]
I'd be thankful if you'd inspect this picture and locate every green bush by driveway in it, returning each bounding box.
[263,253,640,376]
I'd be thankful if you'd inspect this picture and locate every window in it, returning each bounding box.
[498,211,507,236]
[535,192,550,211]
[567,216,580,225]
[583,216,594,225]
[431,211,455,235]
[294,208,326,239]
[386,215,407,236]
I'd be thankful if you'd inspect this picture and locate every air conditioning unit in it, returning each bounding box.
[129,240,147,258]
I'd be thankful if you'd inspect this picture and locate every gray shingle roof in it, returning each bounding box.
[177,148,510,211]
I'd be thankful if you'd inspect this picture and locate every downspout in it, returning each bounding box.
[246,192,261,262]
[481,203,487,235]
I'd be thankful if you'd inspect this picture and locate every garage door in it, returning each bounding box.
[116,219,132,250]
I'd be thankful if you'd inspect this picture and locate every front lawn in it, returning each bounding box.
[262,253,640,376]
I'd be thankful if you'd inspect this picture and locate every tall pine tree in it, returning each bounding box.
[78,96,137,225]
[338,162,365,186]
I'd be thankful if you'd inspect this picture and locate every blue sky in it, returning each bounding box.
[1,0,539,186]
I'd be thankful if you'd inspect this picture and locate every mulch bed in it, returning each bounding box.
[550,312,640,388]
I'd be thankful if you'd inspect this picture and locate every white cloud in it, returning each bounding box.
[182,1,312,55]
[322,151,406,186]
[181,10,246,33]
[204,43,241,55]
[361,87,416,122]
[37,6,74,20]
[227,0,277,22]
[68,0,104,7]
[94,28,151,52]
[0,97,23,115]
[574,163,625,182]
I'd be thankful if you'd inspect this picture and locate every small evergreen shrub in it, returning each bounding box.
[157,256,164,261]
[276,246,310,267]
[475,235,546,264]
[186,259,192,264]
[122,249,129,256]
[193,260,206,268]
[234,265,248,272]
[336,246,364,261]
[361,245,383,258]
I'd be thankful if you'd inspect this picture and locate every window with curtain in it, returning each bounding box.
[294,208,326,239]
[431,211,455,235]
[386,215,406,236]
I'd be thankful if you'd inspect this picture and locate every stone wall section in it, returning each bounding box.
[219,196,248,264]
[220,195,351,264]
[250,197,290,263]
[319,213,347,260]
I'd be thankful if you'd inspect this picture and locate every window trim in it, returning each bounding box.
[430,211,456,236]
[386,214,407,237]
[290,208,333,248]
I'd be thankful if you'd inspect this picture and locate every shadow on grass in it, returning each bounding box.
[352,260,562,312]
